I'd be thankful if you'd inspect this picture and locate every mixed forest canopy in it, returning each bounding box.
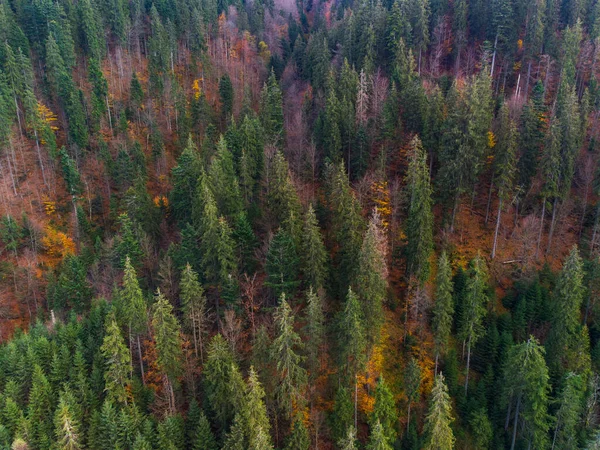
[2,0,600,448]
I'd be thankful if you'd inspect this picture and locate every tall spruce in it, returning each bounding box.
[432,252,454,374]
[423,373,455,450]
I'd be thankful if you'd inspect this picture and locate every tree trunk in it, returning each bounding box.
[546,198,558,255]
[434,352,439,375]
[536,198,546,259]
[485,181,494,225]
[492,198,503,259]
[354,376,358,430]
[490,33,498,78]
[137,334,145,385]
[510,394,522,450]
[465,335,472,395]
[407,402,412,432]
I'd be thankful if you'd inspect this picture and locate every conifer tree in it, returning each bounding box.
[285,413,310,450]
[191,410,217,450]
[405,135,434,283]
[219,74,234,122]
[260,70,284,147]
[490,104,517,259]
[203,334,245,432]
[547,246,585,374]
[502,337,551,450]
[54,389,82,450]
[120,256,147,381]
[272,296,307,419]
[459,253,489,394]
[223,413,246,450]
[28,365,53,450]
[243,367,272,448]
[265,229,300,298]
[354,210,387,347]
[371,376,397,444]
[338,426,358,450]
[180,264,208,362]
[366,419,392,450]
[304,287,325,381]
[170,136,201,227]
[404,357,422,432]
[100,313,132,406]
[330,386,354,444]
[209,137,243,220]
[432,252,454,374]
[423,373,455,450]
[151,290,183,412]
[301,205,328,289]
[552,372,584,449]
[266,151,302,228]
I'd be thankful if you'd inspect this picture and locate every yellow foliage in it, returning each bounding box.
[371,181,391,228]
[357,344,385,415]
[513,61,522,72]
[37,102,59,131]
[41,226,75,264]
[43,198,56,215]
[517,39,523,51]
[154,195,168,208]
[487,130,496,149]
[258,41,271,62]
[192,79,203,100]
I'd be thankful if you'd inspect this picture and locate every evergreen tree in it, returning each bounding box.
[260,70,284,147]
[355,209,387,348]
[338,426,358,450]
[405,135,434,283]
[459,253,489,394]
[265,228,300,298]
[371,376,397,444]
[432,252,454,373]
[170,136,202,227]
[266,151,302,228]
[366,419,392,450]
[422,373,455,450]
[152,290,183,412]
[552,372,584,449]
[219,74,234,122]
[243,367,272,448]
[272,296,307,419]
[180,264,208,361]
[100,313,132,406]
[304,287,325,381]
[54,389,82,450]
[209,137,243,219]
[547,246,585,374]
[301,205,328,289]
[502,336,551,450]
[404,357,422,432]
[285,413,310,450]
[28,365,53,450]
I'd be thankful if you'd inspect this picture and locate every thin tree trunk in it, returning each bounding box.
[354,375,358,430]
[137,334,145,385]
[492,198,503,259]
[490,33,498,77]
[536,198,546,259]
[510,394,522,450]
[505,399,512,430]
[486,180,494,224]
[546,198,558,255]
[465,335,472,395]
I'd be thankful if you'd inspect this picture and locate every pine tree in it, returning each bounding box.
[272,295,307,418]
[422,373,455,450]
[301,205,328,289]
[366,419,392,450]
[404,357,422,432]
[223,413,246,449]
[330,386,353,444]
[180,264,208,362]
[338,426,358,450]
[405,135,434,283]
[459,253,489,394]
[502,336,551,450]
[338,287,367,380]
[266,151,302,228]
[100,313,132,406]
[191,410,217,450]
[265,229,300,298]
[219,74,234,122]
[152,290,183,412]
[28,365,53,450]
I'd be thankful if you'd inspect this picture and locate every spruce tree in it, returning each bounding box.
[151,290,183,412]
[366,419,392,450]
[180,264,208,361]
[432,252,454,373]
[552,372,584,449]
[285,413,310,450]
[219,74,234,122]
[459,253,489,394]
[355,210,387,347]
[405,135,434,283]
[338,426,358,450]
[54,389,82,450]
[265,228,300,298]
[301,205,328,290]
[266,151,302,228]
[260,70,284,147]
[422,373,455,450]
[100,313,132,406]
[371,376,397,444]
[272,296,307,419]
[243,367,272,448]
[304,287,325,381]
[404,357,422,432]
[170,136,202,227]
[209,137,243,220]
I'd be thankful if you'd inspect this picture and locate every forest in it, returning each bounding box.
[0,0,600,447]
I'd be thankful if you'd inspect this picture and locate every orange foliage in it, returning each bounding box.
[357,344,385,414]
[371,181,391,228]
[142,337,164,397]
[41,226,75,265]
[37,103,59,132]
